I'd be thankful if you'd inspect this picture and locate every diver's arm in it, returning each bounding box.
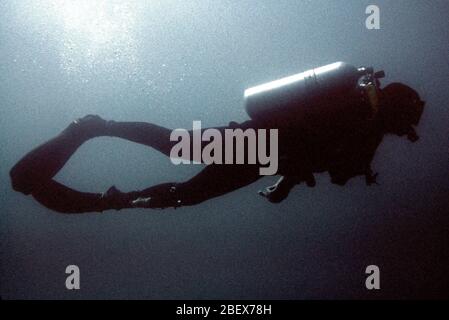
[328,131,383,186]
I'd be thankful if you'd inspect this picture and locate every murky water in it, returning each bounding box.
[1,0,448,299]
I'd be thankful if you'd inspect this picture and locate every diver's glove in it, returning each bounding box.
[258,176,295,203]
[259,174,316,203]
[259,185,287,203]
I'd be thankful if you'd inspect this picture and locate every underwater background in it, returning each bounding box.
[1,0,448,299]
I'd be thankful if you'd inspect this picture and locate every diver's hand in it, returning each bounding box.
[258,184,288,203]
[258,175,311,204]
[258,185,276,198]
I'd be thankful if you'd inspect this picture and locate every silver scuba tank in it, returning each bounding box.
[244,61,385,126]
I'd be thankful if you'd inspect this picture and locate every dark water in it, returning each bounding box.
[1,0,448,299]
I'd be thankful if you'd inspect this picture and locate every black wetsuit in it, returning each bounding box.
[10,107,383,213]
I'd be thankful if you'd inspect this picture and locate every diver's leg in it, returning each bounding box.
[10,116,197,195]
[131,164,262,209]
[104,120,257,162]
[31,164,261,213]
[31,180,140,214]
[105,121,176,157]
[10,115,110,195]
[105,121,232,159]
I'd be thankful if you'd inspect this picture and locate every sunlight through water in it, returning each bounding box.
[20,0,141,80]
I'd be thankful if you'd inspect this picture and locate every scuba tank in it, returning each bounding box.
[244,61,385,127]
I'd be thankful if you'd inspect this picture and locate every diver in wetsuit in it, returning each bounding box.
[9,63,425,213]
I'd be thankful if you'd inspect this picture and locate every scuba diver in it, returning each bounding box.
[9,62,425,214]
